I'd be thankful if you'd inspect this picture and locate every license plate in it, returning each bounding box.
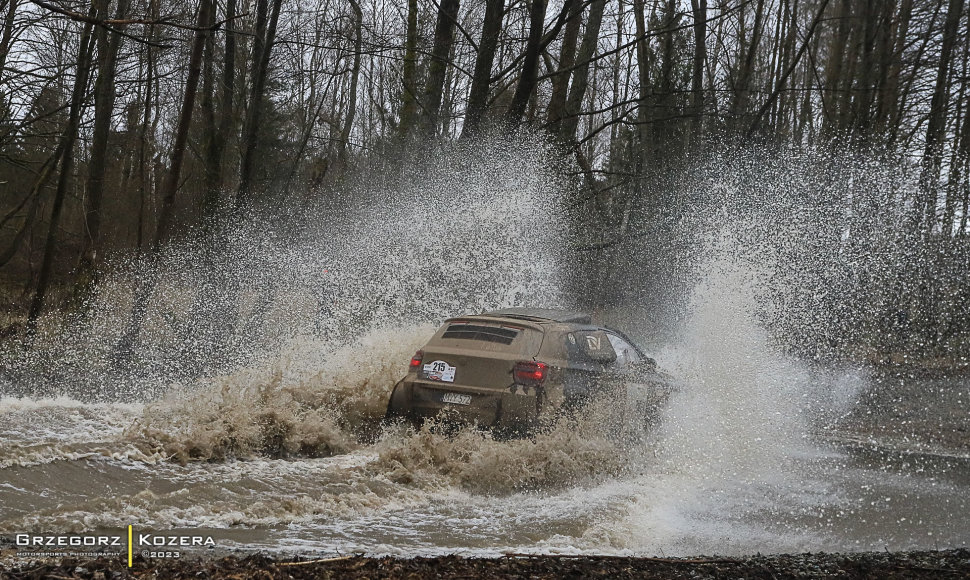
[441,392,471,405]
[423,360,456,382]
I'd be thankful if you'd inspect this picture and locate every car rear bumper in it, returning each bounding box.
[390,379,541,429]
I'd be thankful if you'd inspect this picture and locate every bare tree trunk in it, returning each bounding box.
[689,0,707,148]
[820,0,850,135]
[0,0,16,87]
[607,0,624,158]
[848,0,882,138]
[632,0,656,179]
[338,0,363,162]
[78,0,129,282]
[836,3,862,134]
[918,0,966,234]
[200,0,236,225]
[136,0,160,253]
[745,0,830,138]
[237,0,282,203]
[652,0,677,152]
[236,0,267,197]
[558,0,607,143]
[795,25,820,143]
[440,39,459,136]
[961,183,970,237]
[462,0,504,137]
[398,0,418,140]
[880,0,912,142]
[24,17,96,340]
[764,0,786,131]
[778,0,802,133]
[546,0,582,133]
[941,19,970,235]
[729,0,765,125]
[421,0,460,138]
[893,2,942,147]
[870,0,900,139]
[200,0,219,225]
[156,0,214,245]
[505,0,548,129]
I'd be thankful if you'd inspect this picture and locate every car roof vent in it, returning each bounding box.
[482,308,592,325]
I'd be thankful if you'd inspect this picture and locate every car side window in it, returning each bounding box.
[564,330,617,364]
[606,333,641,368]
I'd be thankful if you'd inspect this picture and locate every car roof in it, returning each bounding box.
[479,308,593,324]
[439,309,648,358]
[445,309,638,340]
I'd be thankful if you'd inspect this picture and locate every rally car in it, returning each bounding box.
[385,308,673,436]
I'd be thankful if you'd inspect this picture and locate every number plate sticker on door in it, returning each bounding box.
[441,392,471,405]
[423,360,456,382]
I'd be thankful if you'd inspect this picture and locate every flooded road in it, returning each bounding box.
[2,361,968,559]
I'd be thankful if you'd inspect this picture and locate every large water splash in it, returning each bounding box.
[598,145,952,363]
[4,134,570,401]
[3,133,618,473]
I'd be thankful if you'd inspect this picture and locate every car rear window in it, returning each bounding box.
[441,323,520,345]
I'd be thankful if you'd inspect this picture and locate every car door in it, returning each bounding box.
[604,332,666,430]
[560,329,616,404]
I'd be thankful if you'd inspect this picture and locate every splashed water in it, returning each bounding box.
[2,140,968,558]
[5,135,569,400]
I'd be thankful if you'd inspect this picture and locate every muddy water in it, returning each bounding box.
[1,399,967,557]
[2,327,968,558]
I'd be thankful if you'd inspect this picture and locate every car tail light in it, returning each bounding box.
[410,350,423,369]
[513,361,548,387]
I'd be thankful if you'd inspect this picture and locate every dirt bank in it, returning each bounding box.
[3,550,970,579]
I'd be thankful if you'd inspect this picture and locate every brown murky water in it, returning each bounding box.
[3,314,968,559]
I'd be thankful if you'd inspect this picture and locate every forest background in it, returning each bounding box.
[1,0,969,366]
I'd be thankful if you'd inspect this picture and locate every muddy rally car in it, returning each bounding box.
[385,308,673,436]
